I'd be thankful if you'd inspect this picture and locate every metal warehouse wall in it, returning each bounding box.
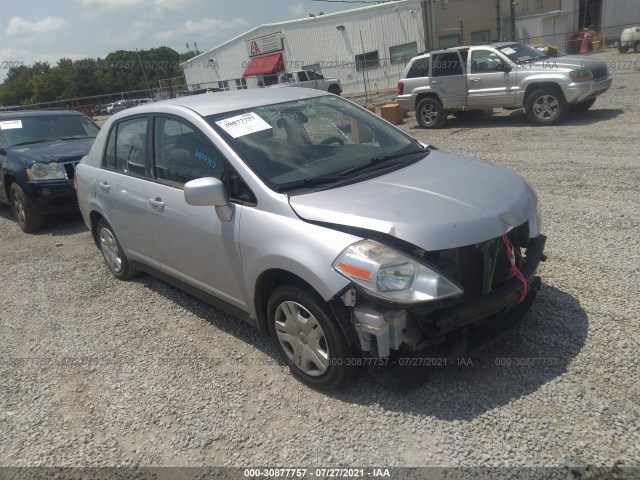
[182,0,426,95]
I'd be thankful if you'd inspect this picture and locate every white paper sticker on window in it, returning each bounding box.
[0,120,23,130]
[500,47,516,55]
[215,112,271,138]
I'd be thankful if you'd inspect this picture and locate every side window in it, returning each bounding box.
[153,117,225,184]
[471,50,505,73]
[297,71,308,81]
[431,52,464,77]
[406,57,429,78]
[306,70,319,80]
[104,117,148,175]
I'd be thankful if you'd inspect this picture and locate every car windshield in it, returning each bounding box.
[499,43,548,63]
[2,114,100,147]
[206,95,424,191]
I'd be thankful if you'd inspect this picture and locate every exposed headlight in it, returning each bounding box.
[528,206,542,239]
[570,69,593,82]
[28,162,66,181]
[333,240,463,304]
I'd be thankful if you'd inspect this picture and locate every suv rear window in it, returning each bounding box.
[406,57,430,78]
[431,52,464,77]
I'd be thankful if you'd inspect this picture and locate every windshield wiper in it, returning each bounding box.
[10,139,50,147]
[275,175,345,192]
[335,145,428,177]
[60,135,95,140]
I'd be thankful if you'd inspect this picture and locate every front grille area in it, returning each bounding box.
[61,161,80,180]
[590,66,608,82]
[423,223,529,300]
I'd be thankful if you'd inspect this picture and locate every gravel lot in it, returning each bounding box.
[1,48,639,476]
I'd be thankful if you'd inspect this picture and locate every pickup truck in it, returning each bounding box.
[396,42,612,127]
[275,70,342,95]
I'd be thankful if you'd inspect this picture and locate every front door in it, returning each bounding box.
[467,49,517,108]
[144,115,248,311]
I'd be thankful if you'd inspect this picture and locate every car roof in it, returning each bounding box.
[0,109,85,119]
[130,87,330,117]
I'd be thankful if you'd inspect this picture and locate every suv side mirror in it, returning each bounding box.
[184,177,233,221]
[495,63,512,72]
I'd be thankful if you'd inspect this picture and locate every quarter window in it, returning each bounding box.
[153,117,224,184]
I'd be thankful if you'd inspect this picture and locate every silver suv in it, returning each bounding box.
[76,88,546,389]
[396,42,612,128]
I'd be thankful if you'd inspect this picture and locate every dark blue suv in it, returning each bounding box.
[0,110,99,232]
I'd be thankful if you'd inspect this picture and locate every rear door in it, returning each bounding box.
[429,50,467,108]
[467,48,517,108]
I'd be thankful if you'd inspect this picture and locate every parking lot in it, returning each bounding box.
[1,48,639,472]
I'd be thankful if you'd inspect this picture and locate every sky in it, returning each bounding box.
[0,0,368,81]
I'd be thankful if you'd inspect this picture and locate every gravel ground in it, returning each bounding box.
[0,48,639,477]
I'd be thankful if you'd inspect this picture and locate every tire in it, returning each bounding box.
[415,97,447,129]
[618,45,629,53]
[328,84,341,96]
[10,183,45,233]
[96,219,139,280]
[635,41,640,53]
[267,285,354,389]
[524,88,568,126]
[569,97,597,113]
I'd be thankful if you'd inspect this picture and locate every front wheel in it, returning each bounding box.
[10,183,45,233]
[96,219,139,280]
[416,97,446,129]
[524,88,568,126]
[267,285,354,389]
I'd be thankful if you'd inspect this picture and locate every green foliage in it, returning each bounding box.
[0,46,188,107]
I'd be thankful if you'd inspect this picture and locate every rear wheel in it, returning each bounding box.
[96,219,139,280]
[267,285,354,389]
[618,45,630,53]
[328,84,341,96]
[524,88,568,126]
[569,97,597,113]
[10,183,45,233]
[416,97,446,129]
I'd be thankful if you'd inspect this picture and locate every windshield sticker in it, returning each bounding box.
[0,120,23,130]
[500,47,516,55]
[518,55,532,61]
[215,112,271,138]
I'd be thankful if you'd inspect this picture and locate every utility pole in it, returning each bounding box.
[510,1,517,41]
[359,30,369,104]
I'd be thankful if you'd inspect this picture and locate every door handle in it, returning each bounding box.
[470,78,481,82]
[149,198,165,211]
[99,182,110,193]
[431,80,443,84]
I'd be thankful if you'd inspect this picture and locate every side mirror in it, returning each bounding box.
[184,177,233,222]
[496,63,512,72]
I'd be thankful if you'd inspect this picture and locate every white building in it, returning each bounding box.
[182,0,427,95]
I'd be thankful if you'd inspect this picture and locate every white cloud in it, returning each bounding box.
[153,17,249,42]
[6,16,67,37]
[289,2,306,18]
[75,0,199,14]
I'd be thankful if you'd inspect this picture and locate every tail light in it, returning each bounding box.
[397,82,404,95]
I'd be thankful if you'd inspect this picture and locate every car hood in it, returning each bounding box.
[288,150,537,251]
[8,138,94,165]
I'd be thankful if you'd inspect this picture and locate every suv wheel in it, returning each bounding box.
[10,183,45,233]
[267,285,354,389]
[96,219,139,280]
[525,88,568,126]
[569,97,597,113]
[416,97,446,129]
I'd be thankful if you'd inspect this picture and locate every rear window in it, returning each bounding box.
[406,57,429,78]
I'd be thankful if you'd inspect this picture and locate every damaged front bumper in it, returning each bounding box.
[350,235,547,358]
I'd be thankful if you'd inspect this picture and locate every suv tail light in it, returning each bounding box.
[397,82,404,95]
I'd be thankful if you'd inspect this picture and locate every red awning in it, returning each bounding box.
[242,53,284,77]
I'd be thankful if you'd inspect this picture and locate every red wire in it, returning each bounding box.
[501,234,527,303]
